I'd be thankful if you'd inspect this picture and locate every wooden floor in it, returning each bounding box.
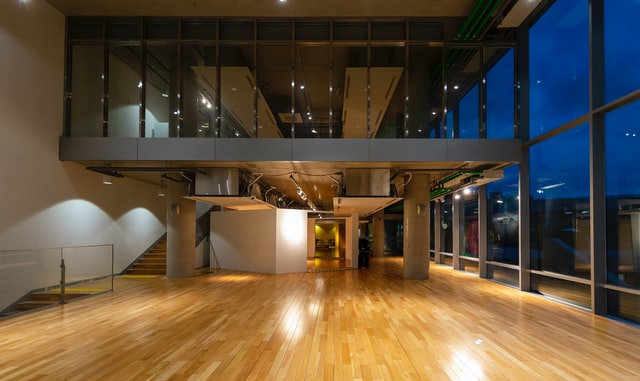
[1,257,639,380]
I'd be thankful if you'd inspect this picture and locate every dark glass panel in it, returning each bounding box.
[107,19,141,40]
[220,20,254,40]
[181,19,217,40]
[531,274,591,309]
[604,1,640,103]
[371,21,405,41]
[144,44,179,137]
[257,44,291,138]
[295,21,330,41]
[257,20,292,40]
[408,46,443,138]
[68,18,104,40]
[294,45,331,138]
[446,46,480,139]
[440,195,453,253]
[607,290,640,325]
[408,22,443,41]
[605,100,640,290]
[529,0,588,138]
[530,125,591,279]
[487,165,519,265]
[371,46,405,138]
[333,21,368,41]
[219,44,254,137]
[485,47,515,139]
[487,265,519,288]
[145,19,178,39]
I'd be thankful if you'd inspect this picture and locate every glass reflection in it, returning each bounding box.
[144,43,178,138]
[371,46,405,138]
[220,44,255,138]
[485,48,514,139]
[336,45,368,138]
[446,47,480,139]
[257,44,290,138]
[604,1,640,103]
[408,46,443,138]
[529,0,588,138]
[487,165,519,265]
[605,100,640,291]
[108,43,142,137]
[294,45,332,138]
[69,44,104,137]
[182,44,216,138]
[530,125,591,279]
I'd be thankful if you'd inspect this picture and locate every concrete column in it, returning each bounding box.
[433,201,442,264]
[403,173,430,279]
[372,210,385,257]
[166,181,196,278]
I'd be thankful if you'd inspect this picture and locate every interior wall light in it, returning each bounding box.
[102,175,113,185]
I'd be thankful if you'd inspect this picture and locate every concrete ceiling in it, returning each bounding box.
[44,0,478,17]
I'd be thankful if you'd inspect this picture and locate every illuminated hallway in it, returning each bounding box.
[1,257,638,380]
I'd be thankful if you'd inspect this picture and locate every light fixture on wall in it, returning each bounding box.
[102,175,113,185]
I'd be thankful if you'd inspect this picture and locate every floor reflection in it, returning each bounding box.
[306,257,352,272]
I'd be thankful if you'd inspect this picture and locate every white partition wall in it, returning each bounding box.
[210,209,307,274]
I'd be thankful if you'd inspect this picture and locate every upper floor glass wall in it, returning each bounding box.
[64,18,516,139]
[529,0,588,139]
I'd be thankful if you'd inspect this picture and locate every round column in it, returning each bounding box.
[403,173,430,279]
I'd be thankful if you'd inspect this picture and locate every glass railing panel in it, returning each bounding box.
[0,245,114,314]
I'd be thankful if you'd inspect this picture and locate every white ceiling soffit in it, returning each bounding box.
[342,67,403,138]
[498,0,543,28]
[185,196,277,211]
[190,66,282,138]
[333,197,403,218]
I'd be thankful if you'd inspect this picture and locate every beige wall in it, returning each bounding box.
[0,1,166,272]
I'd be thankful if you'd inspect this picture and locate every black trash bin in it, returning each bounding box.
[358,238,370,268]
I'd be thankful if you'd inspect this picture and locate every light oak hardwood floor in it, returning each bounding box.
[1,257,639,380]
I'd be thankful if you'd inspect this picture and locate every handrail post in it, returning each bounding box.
[60,258,67,304]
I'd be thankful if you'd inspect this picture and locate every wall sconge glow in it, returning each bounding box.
[454,194,461,200]
[157,188,165,197]
[102,175,113,185]
[463,188,472,195]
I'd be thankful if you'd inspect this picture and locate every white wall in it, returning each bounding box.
[275,209,308,274]
[210,208,307,274]
[0,0,166,310]
[211,209,277,273]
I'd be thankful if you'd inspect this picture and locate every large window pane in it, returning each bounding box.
[485,48,515,139]
[220,45,254,138]
[487,165,519,265]
[604,1,640,103]
[69,44,104,137]
[605,99,640,290]
[529,0,589,138]
[336,45,367,138]
[530,125,591,279]
[258,44,291,138]
[446,47,480,139]
[371,46,405,138]
[462,189,479,258]
[108,44,142,137]
[145,44,178,138]
[294,45,331,138]
[182,44,217,138]
[408,46,443,138]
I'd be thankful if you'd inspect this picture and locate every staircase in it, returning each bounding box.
[124,238,167,276]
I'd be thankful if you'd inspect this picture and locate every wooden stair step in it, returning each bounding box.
[126,268,165,275]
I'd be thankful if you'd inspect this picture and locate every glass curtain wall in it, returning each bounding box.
[65,18,515,141]
[485,48,515,139]
[527,0,591,309]
[602,0,640,325]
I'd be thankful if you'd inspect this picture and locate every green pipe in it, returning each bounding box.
[463,0,498,40]
[470,0,503,40]
[455,0,491,41]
